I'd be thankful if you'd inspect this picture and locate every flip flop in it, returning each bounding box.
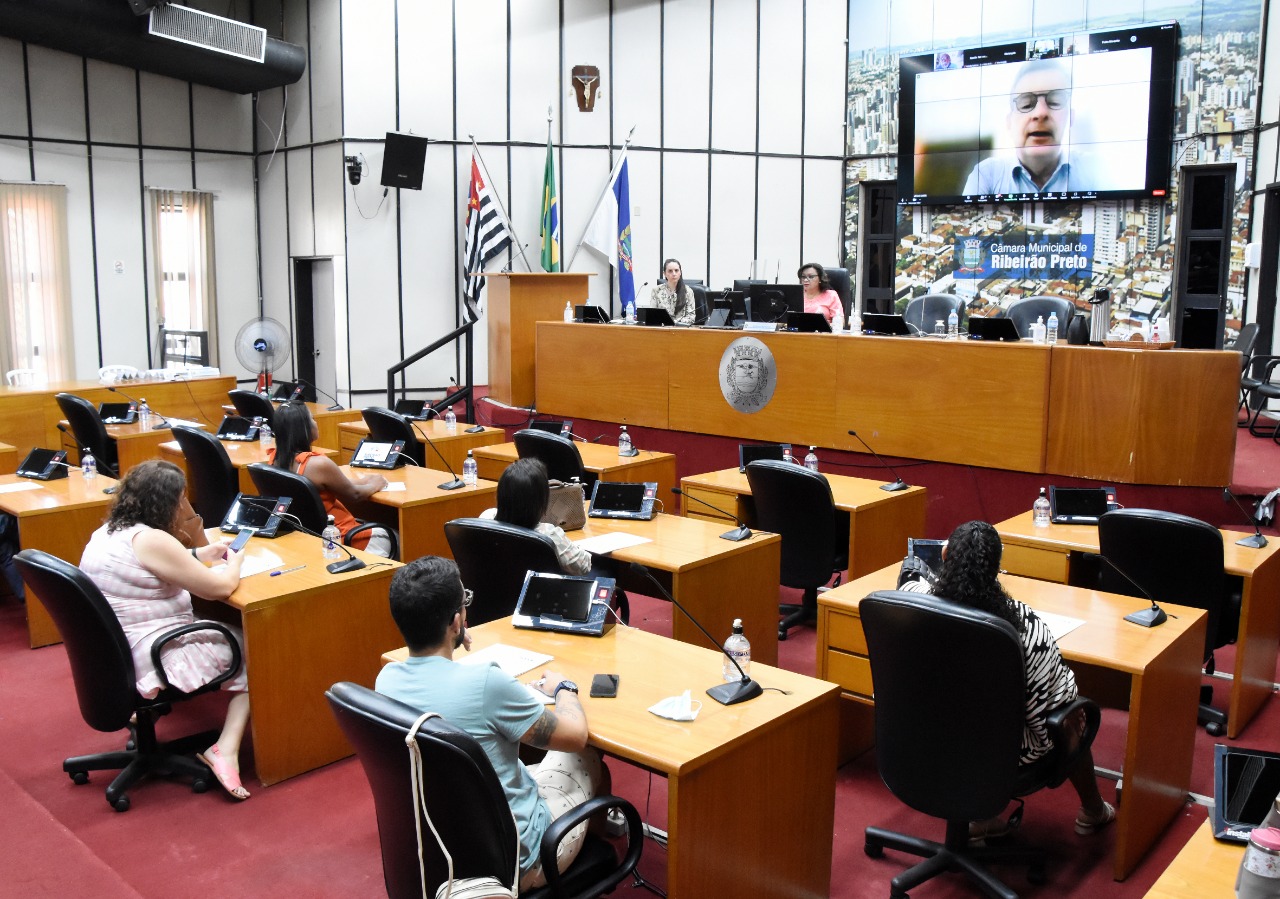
[196,746,250,800]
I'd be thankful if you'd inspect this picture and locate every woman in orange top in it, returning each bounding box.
[268,402,392,555]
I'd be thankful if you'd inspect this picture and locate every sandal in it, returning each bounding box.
[1074,801,1116,835]
[968,816,1012,844]
[196,746,250,800]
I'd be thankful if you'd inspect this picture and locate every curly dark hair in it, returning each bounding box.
[105,459,187,535]
[932,520,1023,632]
[271,401,314,469]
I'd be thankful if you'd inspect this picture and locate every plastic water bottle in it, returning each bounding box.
[625,301,636,324]
[81,448,97,480]
[258,419,273,451]
[1150,319,1162,343]
[444,407,457,433]
[563,300,574,322]
[1047,312,1059,345]
[723,619,751,682]
[804,446,819,472]
[947,309,959,340]
[138,398,152,427]
[322,515,342,561]
[849,314,861,335]
[1033,488,1051,528]
[781,446,794,465]
[1236,827,1280,899]
[462,450,477,487]
[1032,316,1047,344]
[617,425,632,456]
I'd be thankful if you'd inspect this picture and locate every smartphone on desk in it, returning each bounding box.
[590,673,620,698]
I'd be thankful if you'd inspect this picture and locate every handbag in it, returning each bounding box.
[543,479,586,531]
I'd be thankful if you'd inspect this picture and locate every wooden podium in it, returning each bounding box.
[485,273,589,407]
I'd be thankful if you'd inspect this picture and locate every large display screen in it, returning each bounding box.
[897,21,1179,206]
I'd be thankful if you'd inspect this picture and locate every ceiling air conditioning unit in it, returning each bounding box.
[148,3,266,64]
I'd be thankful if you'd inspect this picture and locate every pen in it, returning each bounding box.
[270,565,306,577]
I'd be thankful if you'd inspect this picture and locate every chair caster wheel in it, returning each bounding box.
[109,794,130,812]
[193,778,210,794]
[864,840,884,858]
[1206,722,1225,736]
[69,770,89,785]
[1028,864,1047,885]
[778,627,789,641]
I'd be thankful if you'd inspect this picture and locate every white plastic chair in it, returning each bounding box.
[5,368,38,386]
[98,365,141,384]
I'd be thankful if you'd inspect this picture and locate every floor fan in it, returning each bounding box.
[234,318,291,394]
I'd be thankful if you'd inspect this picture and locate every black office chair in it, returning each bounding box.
[745,459,849,640]
[825,265,853,320]
[444,518,564,626]
[326,681,643,899]
[227,389,276,429]
[170,426,239,525]
[1231,325,1280,435]
[13,549,243,811]
[246,462,400,561]
[362,406,427,467]
[687,282,710,325]
[861,590,1101,899]
[1005,297,1076,339]
[55,392,119,477]
[513,429,593,489]
[903,294,966,335]
[1095,508,1233,735]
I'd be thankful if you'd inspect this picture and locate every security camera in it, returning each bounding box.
[345,156,362,186]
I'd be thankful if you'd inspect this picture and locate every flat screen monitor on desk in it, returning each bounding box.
[861,313,913,336]
[747,283,803,323]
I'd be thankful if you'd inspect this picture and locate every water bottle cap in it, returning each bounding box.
[1251,828,1280,852]
[327,515,335,524]
[731,618,743,631]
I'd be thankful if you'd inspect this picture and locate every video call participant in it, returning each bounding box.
[643,258,696,325]
[798,262,845,328]
[376,556,607,890]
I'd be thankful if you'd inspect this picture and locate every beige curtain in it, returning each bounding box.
[0,183,75,381]
[148,189,219,364]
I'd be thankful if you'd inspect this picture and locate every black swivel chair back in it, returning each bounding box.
[170,426,239,524]
[513,429,590,487]
[55,392,119,477]
[362,407,426,467]
[227,389,277,429]
[687,282,710,325]
[745,459,849,639]
[13,549,242,810]
[326,681,642,899]
[861,590,1100,897]
[1005,297,1076,338]
[1096,508,1230,733]
[445,518,563,626]
[825,265,853,320]
[246,462,399,560]
[903,294,966,334]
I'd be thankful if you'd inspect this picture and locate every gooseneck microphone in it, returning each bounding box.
[847,429,909,492]
[295,377,345,412]
[1223,487,1268,548]
[409,420,466,490]
[1097,554,1168,628]
[670,487,752,542]
[628,561,763,706]
[242,498,367,574]
[107,386,173,430]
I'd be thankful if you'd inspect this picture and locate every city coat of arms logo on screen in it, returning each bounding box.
[719,337,776,413]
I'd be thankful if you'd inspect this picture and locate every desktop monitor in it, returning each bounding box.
[747,284,802,323]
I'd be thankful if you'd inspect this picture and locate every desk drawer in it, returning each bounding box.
[825,649,873,698]
[682,486,736,522]
[825,608,867,655]
[1002,543,1069,583]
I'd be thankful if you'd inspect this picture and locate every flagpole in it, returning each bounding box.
[469,135,533,272]
[567,125,637,270]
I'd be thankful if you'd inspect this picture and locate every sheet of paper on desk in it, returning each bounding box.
[457,643,552,677]
[0,482,43,493]
[378,482,407,493]
[164,418,201,430]
[227,549,284,578]
[1034,609,1086,641]
[572,532,652,555]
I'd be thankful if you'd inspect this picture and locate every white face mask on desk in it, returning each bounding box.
[648,689,701,721]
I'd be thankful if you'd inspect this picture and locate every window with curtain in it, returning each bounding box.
[148,189,218,366]
[0,183,75,382]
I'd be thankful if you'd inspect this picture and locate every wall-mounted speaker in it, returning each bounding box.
[380,133,428,191]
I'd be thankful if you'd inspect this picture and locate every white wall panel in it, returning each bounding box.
[88,146,149,371]
[340,0,397,137]
[802,158,845,263]
[0,141,29,181]
[710,5,757,153]
[708,154,756,285]
[27,47,85,143]
[256,153,292,377]
[661,151,711,283]
[342,180,401,392]
[611,0,662,151]
[757,2,804,156]
[314,144,347,257]
[625,148,662,295]
[662,0,711,150]
[756,157,802,274]
[562,0,613,149]
[86,60,138,147]
[0,37,26,136]
[309,0,342,141]
[510,1,562,145]
[139,73,190,148]
[561,146,609,290]
[192,88,252,156]
[256,86,287,157]
[143,149,194,192]
[510,144,552,271]
[286,147,316,258]
[804,0,848,157]
[199,155,259,366]
[398,1,455,142]
[283,0,313,143]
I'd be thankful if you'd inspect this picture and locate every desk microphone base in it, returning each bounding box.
[880,479,909,492]
[719,526,752,542]
[1237,533,1269,548]
[326,556,367,574]
[706,678,763,706]
[437,478,466,491]
[1124,605,1167,628]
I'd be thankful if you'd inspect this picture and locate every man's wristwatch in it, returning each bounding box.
[553,680,579,699]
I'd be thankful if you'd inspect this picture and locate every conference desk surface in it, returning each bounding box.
[339,464,498,561]
[995,510,1280,739]
[337,420,505,471]
[533,322,1237,486]
[157,438,341,494]
[678,467,927,578]
[205,529,401,785]
[472,441,678,500]
[1143,820,1242,898]
[567,511,782,666]
[59,417,206,475]
[384,618,840,899]
[0,471,117,648]
[221,401,362,452]
[818,565,1206,881]
[0,442,16,475]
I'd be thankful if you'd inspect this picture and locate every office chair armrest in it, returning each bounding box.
[539,794,644,899]
[1043,696,1101,788]
[149,620,244,694]
[343,521,401,562]
[1248,355,1280,381]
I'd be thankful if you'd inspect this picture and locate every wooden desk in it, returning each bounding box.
[473,442,678,500]
[0,471,116,648]
[679,467,927,578]
[818,565,1206,881]
[60,418,205,476]
[337,420,505,471]
[488,272,589,407]
[339,464,498,561]
[1144,820,1242,898]
[385,619,839,898]
[210,530,401,785]
[567,512,781,666]
[158,439,340,493]
[995,511,1280,738]
[218,401,362,452]
[0,442,16,475]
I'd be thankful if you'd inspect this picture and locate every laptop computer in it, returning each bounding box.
[98,402,136,425]
[588,481,657,520]
[512,571,616,637]
[575,304,611,323]
[636,307,678,327]
[215,415,260,442]
[738,443,790,472]
[270,381,303,402]
[968,317,1022,342]
[785,311,832,333]
[393,399,430,420]
[529,420,572,436]
[220,493,293,538]
[350,439,408,469]
[16,448,68,481]
[1048,486,1118,525]
[861,313,913,336]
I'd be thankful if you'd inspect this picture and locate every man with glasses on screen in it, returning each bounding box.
[963,59,1092,196]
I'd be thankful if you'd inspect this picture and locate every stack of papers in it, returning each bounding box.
[458,643,555,705]
[572,532,652,554]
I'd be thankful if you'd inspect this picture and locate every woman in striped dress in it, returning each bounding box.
[80,460,252,800]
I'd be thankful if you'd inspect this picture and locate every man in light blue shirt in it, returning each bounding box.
[375,556,604,891]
